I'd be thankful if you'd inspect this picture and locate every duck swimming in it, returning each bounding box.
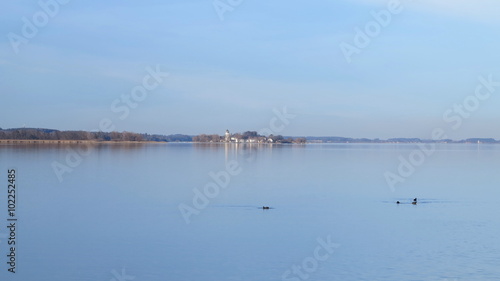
[262,206,270,210]
[412,198,417,205]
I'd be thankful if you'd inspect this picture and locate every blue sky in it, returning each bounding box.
[1,0,500,139]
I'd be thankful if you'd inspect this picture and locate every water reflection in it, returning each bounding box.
[1,143,500,281]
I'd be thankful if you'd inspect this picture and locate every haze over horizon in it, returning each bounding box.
[2,0,500,139]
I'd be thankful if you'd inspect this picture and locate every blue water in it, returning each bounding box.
[0,143,499,281]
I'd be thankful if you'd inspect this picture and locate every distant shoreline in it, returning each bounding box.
[2,139,500,145]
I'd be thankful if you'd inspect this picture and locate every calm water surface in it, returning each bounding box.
[0,143,499,281]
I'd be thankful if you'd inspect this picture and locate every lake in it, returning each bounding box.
[0,143,499,281]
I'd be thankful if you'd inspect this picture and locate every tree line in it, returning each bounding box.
[0,128,146,141]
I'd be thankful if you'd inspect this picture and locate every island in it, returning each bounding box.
[192,130,307,144]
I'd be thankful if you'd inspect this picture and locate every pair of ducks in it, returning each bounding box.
[396,198,417,205]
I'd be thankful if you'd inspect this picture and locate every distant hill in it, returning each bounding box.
[1,127,59,133]
[462,138,498,143]
[303,136,499,144]
[304,136,374,143]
